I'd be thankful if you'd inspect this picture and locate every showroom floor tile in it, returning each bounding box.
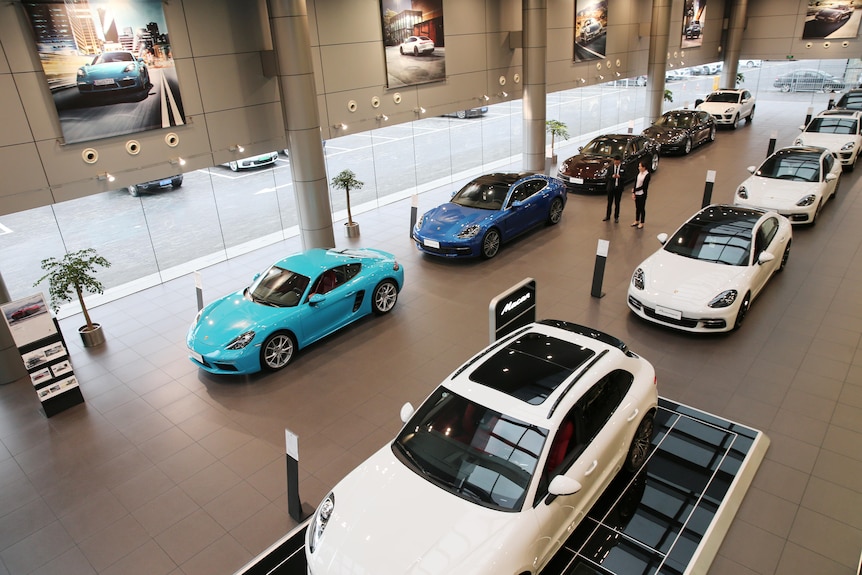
[0,98,860,575]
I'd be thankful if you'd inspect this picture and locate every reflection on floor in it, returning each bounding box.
[0,99,859,575]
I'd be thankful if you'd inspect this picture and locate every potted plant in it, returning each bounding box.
[331,169,364,238]
[545,120,569,174]
[34,248,111,347]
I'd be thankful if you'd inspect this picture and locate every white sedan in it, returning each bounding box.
[734,146,840,225]
[306,320,658,574]
[628,205,792,333]
[696,89,755,129]
[795,109,862,171]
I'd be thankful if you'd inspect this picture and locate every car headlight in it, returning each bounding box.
[671,132,686,142]
[708,290,738,308]
[796,194,817,207]
[736,186,748,200]
[457,224,481,239]
[194,309,204,324]
[415,213,425,230]
[841,141,856,151]
[794,138,803,146]
[308,493,334,554]
[77,68,85,78]
[596,167,609,178]
[225,330,256,350]
[631,268,645,290]
[725,107,736,114]
[123,63,136,73]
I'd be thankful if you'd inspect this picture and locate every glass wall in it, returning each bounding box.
[0,58,852,316]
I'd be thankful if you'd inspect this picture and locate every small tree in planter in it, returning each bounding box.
[331,169,364,238]
[545,120,569,160]
[34,248,111,347]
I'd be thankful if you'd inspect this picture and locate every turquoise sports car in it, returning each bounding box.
[187,248,404,375]
[77,51,150,97]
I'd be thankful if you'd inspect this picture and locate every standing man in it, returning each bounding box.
[603,155,624,222]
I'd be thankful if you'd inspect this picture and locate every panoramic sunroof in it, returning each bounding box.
[469,332,595,404]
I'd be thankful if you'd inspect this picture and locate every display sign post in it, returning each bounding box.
[767,131,778,158]
[591,240,609,298]
[410,194,419,238]
[702,170,716,208]
[489,278,536,343]
[194,271,204,312]
[804,106,814,127]
[285,428,303,522]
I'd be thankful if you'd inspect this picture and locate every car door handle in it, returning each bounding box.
[627,408,639,422]
[584,460,598,476]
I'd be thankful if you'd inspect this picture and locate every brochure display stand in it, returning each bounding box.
[1,294,84,417]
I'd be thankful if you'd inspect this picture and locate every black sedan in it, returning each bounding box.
[642,109,716,155]
[126,174,183,197]
[558,134,659,193]
[773,69,846,93]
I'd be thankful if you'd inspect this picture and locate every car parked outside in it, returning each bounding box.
[734,146,841,225]
[443,107,488,119]
[773,69,846,93]
[186,248,403,374]
[794,109,862,171]
[126,174,183,197]
[400,35,435,56]
[76,50,149,97]
[696,89,755,129]
[306,319,658,575]
[628,205,792,333]
[224,151,279,171]
[833,88,862,111]
[558,134,660,193]
[412,172,567,259]
[642,109,716,154]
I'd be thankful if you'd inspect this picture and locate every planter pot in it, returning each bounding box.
[344,221,360,238]
[545,155,558,176]
[79,323,105,348]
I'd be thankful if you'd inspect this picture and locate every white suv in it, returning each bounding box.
[306,320,658,575]
[696,88,755,129]
[795,109,862,171]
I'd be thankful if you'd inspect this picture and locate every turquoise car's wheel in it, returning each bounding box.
[372,280,398,315]
[261,332,296,371]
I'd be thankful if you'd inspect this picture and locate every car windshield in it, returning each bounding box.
[756,152,820,182]
[248,266,310,307]
[663,215,754,266]
[393,387,546,512]
[806,117,858,135]
[836,93,862,110]
[581,137,628,156]
[705,92,740,103]
[452,178,512,210]
[654,113,693,128]
[93,52,134,64]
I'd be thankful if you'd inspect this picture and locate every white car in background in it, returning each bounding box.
[696,89,755,129]
[795,109,862,171]
[735,146,841,225]
[306,320,658,574]
[400,35,435,55]
[224,151,279,171]
[628,205,792,333]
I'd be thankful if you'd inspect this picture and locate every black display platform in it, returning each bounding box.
[235,397,768,575]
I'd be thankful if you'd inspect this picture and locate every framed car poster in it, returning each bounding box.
[574,0,607,63]
[802,0,862,39]
[1,294,53,347]
[681,0,707,49]
[23,0,185,144]
[380,0,446,88]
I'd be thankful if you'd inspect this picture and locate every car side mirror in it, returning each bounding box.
[511,200,524,208]
[757,251,775,265]
[252,273,261,281]
[799,125,805,131]
[657,232,669,244]
[400,402,415,423]
[548,475,582,497]
[826,173,838,182]
[747,165,757,174]
[309,293,326,305]
[578,146,583,152]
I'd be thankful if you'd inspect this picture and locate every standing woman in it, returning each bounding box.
[631,161,651,229]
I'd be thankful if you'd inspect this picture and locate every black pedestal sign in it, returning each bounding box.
[489,278,536,343]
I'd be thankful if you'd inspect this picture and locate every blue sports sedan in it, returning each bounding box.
[77,51,150,97]
[412,173,567,258]
[187,248,404,374]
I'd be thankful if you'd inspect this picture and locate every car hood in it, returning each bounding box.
[560,155,611,178]
[697,102,738,115]
[187,290,287,350]
[639,249,750,307]
[643,126,686,143]
[738,176,822,208]
[797,132,857,149]
[81,62,137,76]
[419,203,496,237]
[308,446,534,574]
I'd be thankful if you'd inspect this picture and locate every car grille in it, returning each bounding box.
[629,296,712,329]
[417,242,472,256]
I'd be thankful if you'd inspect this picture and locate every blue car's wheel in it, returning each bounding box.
[372,280,398,315]
[548,197,564,225]
[261,332,296,371]
[481,229,501,259]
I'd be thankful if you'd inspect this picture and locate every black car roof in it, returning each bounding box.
[690,205,764,230]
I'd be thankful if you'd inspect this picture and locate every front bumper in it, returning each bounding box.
[412,233,476,257]
[627,292,734,333]
[557,173,608,194]
[187,340,262,375]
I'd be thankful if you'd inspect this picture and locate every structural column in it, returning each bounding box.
[646,0,672,125]
[522,0,547,173]
[722,0,749,89]
[0,271,26,385]
[268,0,335,250]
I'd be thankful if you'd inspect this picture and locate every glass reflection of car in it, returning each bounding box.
[696,89,755,129]
[224,151,279,171]
[558,134,660,193]
[794,109,862,171]
[126,174,183,197]
[186,248,404,374]
[400,35,435,56]
[642,109,716,155]
[76,51,149,97]
[815,5,853,22]
[305,320,658,575]
[412,173,567,259]
[442,107,488,119]
[773,69,846,93]
[628,205,792,333]
[685,20,702,39]
[833,88,862,111]
[734,146,840,225]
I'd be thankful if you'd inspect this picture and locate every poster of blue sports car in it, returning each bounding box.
[23,0,185,145]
